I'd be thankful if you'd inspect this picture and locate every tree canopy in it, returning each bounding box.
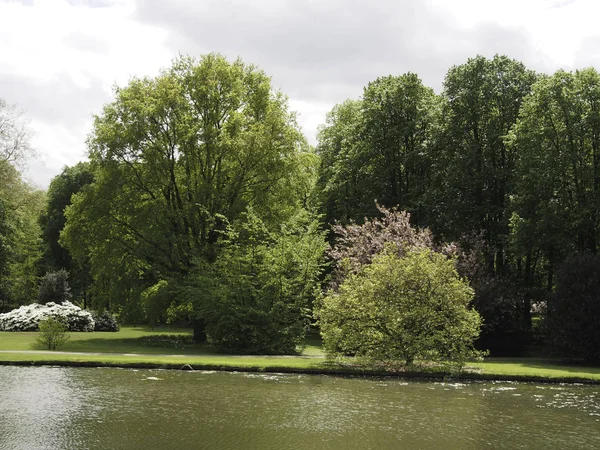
[60,54,324,351]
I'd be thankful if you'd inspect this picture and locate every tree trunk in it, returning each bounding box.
[193,319,207,343]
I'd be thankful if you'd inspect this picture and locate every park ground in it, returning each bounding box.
[1,327,600,383]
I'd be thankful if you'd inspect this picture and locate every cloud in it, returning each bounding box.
[133,0,554,145]
[2,0,600,187]
[0,0,172,187]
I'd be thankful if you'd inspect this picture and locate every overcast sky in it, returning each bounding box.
[2,0,600,188]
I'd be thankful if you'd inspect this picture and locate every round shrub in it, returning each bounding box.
[319,248,483,365]
[91,310,120,332]
[0,301,94,332]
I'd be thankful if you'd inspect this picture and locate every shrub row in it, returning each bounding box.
[0,302,119,332]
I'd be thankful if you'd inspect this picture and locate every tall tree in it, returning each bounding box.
[510,68,600,290]
[429,55,537,273]
[361,73,436,223]
[316,74,436,226]
[315,100,373,224]
[61,54,319,338]
[0,159,45,310]
[40,163,94,302]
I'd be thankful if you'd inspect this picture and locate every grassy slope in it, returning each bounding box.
[1,327,600,381]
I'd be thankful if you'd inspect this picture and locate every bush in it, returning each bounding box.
[37,317,70,350]
[318,248,483,365]
[91,310,120,332]
[0,301,94,332]
[38,270,72,304]
[138,334,194,349]
[548,253,600,363]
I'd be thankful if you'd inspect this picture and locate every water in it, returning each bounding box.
[0,366,599,450]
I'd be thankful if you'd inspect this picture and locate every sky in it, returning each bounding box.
[1,0,600,188]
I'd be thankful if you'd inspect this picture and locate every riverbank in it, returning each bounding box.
[1,327,599,383]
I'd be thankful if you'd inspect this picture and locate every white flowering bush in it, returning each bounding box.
[0,301,95,332]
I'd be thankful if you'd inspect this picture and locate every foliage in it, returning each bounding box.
[91,310,120,332]
[137,334,195,349]
[547,253,600,363]
[36,316,70,350]
[318,248,482,365]
[0,301,94,332]
[38,269,72,304]
[328,203,455,288]
[0,159,45,310]
[428,55,537,256]
[39,163,94,301]
[510,68,600,290]
[453,233,532,354]
[315,100,371,224]
[315,73,436,225]
[0,98,34,166]
[60,53,315,320]
[177,210,328,354]
[140,280,173,327]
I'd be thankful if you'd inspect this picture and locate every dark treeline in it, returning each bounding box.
[2,53,600,359]
[316,54,600,355]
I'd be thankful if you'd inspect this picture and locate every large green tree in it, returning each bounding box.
[316,74,436,226]
[39,163,93,302]
[0,159,45,310]
[429,55,537,273]
[61,54,321,344]
[510,68,600,290]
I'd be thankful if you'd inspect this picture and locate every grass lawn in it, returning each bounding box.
[1,327,600,382]
[0,326,326,356]
[470,357,600,381]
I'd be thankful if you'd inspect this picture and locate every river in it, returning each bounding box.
[0,366,599,449]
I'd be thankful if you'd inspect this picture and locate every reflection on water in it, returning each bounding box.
[0,366,599,450]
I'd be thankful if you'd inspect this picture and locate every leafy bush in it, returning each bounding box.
[318,248,483,366]
[38,270,72,304]
[37,317,70,350]
[91,310,120,332]
[138,334,194,349]
[0,301,94,332]
[177,211,326,354]
[548,253,600,363]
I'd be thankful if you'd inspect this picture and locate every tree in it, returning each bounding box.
[428,55,537,272]
[327,203,446,289]
[36,317,70,350]
[315,74,436,226]
[40,163,93,271]
[318,247,482,365]
[361,74,436,223]
[315,100,373,224]
[38,269,72,304]
[547,253,600,363]
[510,68,600,291]
[39,163,94,303]
[60,54,319,341]
[172,210,327,354]
[0,159,45,310]
[0,98,33,166]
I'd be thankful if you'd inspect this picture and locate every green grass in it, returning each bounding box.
[2,327,600,381]
[0,326,211,354]
[0,326,325,356]
[470,357,600,381]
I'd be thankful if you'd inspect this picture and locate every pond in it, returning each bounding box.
[0,366,599,449]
